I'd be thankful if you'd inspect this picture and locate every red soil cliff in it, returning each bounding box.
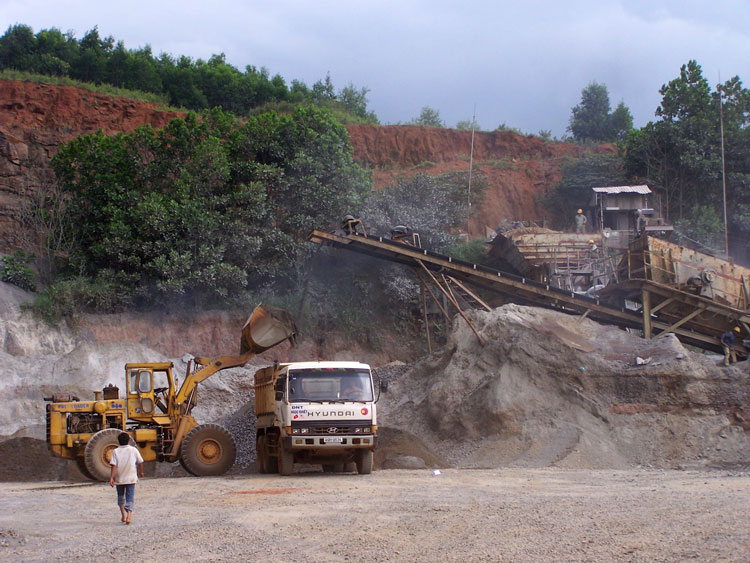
[0,79,614,246]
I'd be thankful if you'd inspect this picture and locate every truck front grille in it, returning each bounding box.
[291,422,371,436]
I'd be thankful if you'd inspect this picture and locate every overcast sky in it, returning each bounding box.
[4,1,750,137]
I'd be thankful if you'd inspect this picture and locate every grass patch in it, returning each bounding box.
[481,157,517,170]
[0,69,177,109]
[414,160,436,169]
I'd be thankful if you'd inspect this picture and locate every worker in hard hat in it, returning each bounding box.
[588,238,598,259]
[574,209,587,234]
[635,208,647,234]
[720,327,741,366]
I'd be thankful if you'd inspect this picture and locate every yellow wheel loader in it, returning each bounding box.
[45,304,296,481]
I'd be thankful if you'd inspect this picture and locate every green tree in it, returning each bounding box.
[0,24,36,70]
[674,204,724,252]
[71,26,113,83]
[312,72,336,101]
[34,28,76,76]
[412,106,444,127]
[542,153,628,230]
[456,119,481,131]
[50,107,371,308]
[626,60,750,261]
[0,24,380,123]
[569,82,633,142]
[338,83,377,122]
[609,102,633,141]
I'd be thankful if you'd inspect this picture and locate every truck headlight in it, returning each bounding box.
[300,427,309,434]
[355,427,371,434]
[292,428,300,434]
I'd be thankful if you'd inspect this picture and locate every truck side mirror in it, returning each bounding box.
[374,378,387,402]
[275,391,284,401]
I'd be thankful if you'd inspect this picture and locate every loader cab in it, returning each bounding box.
[125,362,175,421]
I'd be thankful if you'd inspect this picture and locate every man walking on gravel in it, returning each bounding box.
[109,432,144,525]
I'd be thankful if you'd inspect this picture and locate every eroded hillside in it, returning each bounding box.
[0,79,614,247]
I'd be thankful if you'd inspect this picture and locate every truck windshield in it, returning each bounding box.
[287,369,373,402]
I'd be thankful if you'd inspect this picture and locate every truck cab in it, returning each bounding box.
[255,361,379,475]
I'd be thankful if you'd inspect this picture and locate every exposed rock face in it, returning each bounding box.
[0,79,613,249]
[1,277,748,479]
[0,80,186,248]
[346,125,615,236]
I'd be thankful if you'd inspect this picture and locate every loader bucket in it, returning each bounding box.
[240,304,297,354]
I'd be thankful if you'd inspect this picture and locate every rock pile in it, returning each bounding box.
[376,304,750,470]
[2,277,748,480]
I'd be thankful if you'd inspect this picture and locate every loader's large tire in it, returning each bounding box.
[355,450,373,475]
[84,428,122,481]
[180,423,236,477]
[76,457,96,480]
[278,441,294,476]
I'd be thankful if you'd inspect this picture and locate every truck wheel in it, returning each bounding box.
[256,435,267,474]
[278,441,294,476]
[355,450,373,475]
[344,462,357,473]
[266,439,279,474]
[84,428,122,481]
[180,423,236,477]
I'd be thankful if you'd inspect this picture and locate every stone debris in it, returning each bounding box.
[1,276,748,480]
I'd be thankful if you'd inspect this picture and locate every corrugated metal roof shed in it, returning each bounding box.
[592,185,651,194]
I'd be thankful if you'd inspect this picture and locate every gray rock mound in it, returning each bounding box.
[377,304,750,470]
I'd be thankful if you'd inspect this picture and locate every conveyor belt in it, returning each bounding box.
[307,229,729,352]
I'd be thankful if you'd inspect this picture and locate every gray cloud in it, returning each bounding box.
[4,1,749,136]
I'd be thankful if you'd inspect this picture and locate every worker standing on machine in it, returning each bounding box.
[575,209,587,234]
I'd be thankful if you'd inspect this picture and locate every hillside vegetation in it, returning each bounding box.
[0,24,377,124]
[2,23,750,339]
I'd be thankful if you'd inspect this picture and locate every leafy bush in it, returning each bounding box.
[361,171,484,252]
[447,238,490,265]
[410,107,444,128]
[541,153,627,230]
[0,251,36,292]
[25,276,132,325]
[49,106,371,312]
[335,171,489,337]
[674,204,724,253]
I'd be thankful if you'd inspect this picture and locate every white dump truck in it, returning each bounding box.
[254,361,382,475]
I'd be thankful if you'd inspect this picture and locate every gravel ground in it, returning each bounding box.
[1,468,748,562]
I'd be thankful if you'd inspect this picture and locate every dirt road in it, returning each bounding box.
[1,468,748,562]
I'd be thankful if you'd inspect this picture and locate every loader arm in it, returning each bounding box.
[173,303,297,408]
[175,352,256,405]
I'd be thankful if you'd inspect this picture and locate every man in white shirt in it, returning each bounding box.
[109,432,144,525]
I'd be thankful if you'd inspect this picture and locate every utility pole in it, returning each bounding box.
[467,105,476,236]
[718,76,729,256]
